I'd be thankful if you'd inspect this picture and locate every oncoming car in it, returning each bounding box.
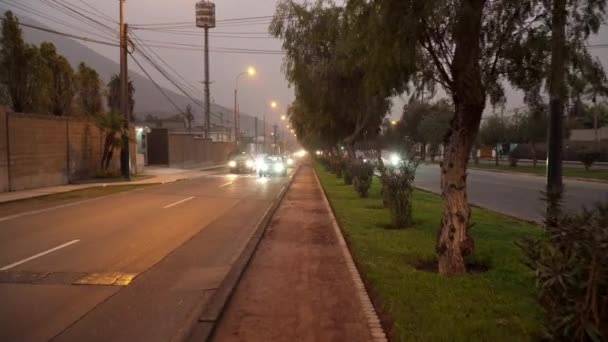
[256,155,287,177]
[227,153,256,174]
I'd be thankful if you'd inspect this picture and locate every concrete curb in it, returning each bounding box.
[468,166,608,184]
[184,166,300,342]
[313,168,388,342]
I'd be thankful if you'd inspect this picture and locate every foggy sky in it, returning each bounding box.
[11,0,608,121]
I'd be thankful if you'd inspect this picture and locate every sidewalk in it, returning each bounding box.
[212,164,385,342]
[0,164,224,204]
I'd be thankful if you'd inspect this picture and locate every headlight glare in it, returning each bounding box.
[228,160,237,168]
[274,163,284,172]
[245,160,254,168]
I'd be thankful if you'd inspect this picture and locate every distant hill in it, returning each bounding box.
[6,9,263,133]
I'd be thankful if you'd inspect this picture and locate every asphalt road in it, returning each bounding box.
[0,167,294,342]
[415,164,608,222]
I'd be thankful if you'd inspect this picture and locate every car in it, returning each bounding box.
[284,154,295,168]
[257,155,287,177]
[227,153,256,174]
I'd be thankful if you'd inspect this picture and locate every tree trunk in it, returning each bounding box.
[495,145,499,166]
[436,0,486,276]
[546,0,566,219]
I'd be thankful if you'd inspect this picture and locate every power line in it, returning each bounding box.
[75,0,116,23]
[0,17,119,47]
[39,0,117,39]
[129,52,187,117]
[131,15,275,27]
[0,0,115,42]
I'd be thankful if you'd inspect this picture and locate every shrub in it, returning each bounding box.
[343,161,353,185]
[331,156,346,178]
[508,145,526,167]
[519,202,608,341]
[95,169,119,178]
[578,149,601,171]
[381,160,418,228]
[351,161,374,197]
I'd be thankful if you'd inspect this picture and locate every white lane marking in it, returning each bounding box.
[1,239,80,271]
[218,182,233,188]
[163,196,195,209]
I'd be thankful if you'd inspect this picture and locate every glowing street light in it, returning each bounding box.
[270,100,278,109]
[391,120,397,126]
[247,66,256,76]
[281,115,286,120]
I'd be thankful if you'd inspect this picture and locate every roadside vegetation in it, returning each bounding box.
[315,163,543,341]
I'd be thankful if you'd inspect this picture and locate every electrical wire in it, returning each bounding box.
[0,0,116,42]
[75,0,116,23]
[39,0,117,39]
[0,17,119,46]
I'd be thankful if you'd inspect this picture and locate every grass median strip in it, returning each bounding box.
[315,163,544,341]
[0,184,156,218]
[469,163,608,181]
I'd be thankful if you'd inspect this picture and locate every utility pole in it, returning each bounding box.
[273,124,278,154]
[254,116,258,155]
[195,1,215,139]
[546,0,566,218]
[119,0,130,180]
[203,26,210,139]
[263,115,266,154]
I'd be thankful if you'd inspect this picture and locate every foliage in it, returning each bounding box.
[351,161,374,197]
[418,99,452,160]
[577,148,602,171]
[343,161,353,185]
[39,42,74,116]
[271,1,389,151]
[0,11,46,112]
[519,202,608,341]
[107,74,135,121]
[381,160,418,228]
[184,104,194,130]
[95,112,124,171]
[479,115,510,165]
[75,62,102,116]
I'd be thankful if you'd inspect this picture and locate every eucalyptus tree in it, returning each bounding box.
[357,0,605,275]
[75,62,103,116]
[39,42,74,116]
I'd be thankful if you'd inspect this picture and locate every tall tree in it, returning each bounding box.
[418,99,453,161]
[75,62,102,115]
[39,42,74,116]
[0,11,43,112]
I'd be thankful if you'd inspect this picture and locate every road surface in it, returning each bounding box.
[0,167,293,342]
[415,164,608,222]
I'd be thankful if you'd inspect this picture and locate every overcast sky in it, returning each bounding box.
[10,0,608,121]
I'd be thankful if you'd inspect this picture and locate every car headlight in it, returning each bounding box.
[286,158,294,166]
[228,160,237,168]
[274,163,284,172]
[259,163,268,171]
[245,160,254,168]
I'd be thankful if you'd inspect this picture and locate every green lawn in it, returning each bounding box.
[315,163,544,341]
[469,163,608,181]
[0,184,155,217]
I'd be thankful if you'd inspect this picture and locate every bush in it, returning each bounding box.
[95,169,119,178]
[519,202,608,341]
[343,162,353,185]
[351,161,374,197]
[317,155,331,171]
[331,157,346,178]
[381,161,418,228]
[578,149,601,171]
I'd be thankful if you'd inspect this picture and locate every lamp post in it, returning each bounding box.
[234,66,255,143]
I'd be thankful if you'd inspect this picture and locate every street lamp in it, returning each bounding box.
[270,100,278,109]
[281,114,286,120]
[391,120,397,126]
[234,66,256,143]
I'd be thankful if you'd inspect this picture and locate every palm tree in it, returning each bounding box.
[107,74,135,121]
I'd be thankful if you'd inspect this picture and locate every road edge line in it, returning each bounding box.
[467,166,608,184]
[312,167,388,342]
[183,166,300,342]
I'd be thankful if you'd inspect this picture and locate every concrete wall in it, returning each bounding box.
[0,107,137,192]
[167,133,233,168]
[0,108,8,192]
[569,126,608,142]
